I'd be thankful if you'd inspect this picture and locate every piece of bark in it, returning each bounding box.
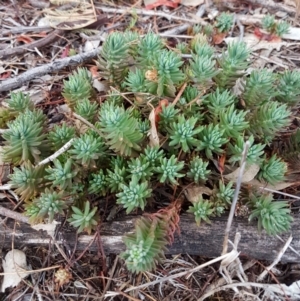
[0,213,299,263]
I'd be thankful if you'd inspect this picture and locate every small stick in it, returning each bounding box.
[97,5,207,25]
[1,26,53,36]
[0,184,12,190]
[222,141,250,255]
[36,138,74,166]
[99,255,119,301]
[198,281,299,301]
[0,47,102,92]
[277,235,300,258]
[72,113,103,137]
[123,253,229,293]
[0,206,29,224]
[236,17,244,42]
[257,235,293,281]
[0,29,64,59]
[171,82,187,107]
[258,186,300,200]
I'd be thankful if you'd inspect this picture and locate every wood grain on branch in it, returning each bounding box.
[1,214,299,263]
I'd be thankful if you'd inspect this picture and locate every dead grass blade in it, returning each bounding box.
[44,0,97,30]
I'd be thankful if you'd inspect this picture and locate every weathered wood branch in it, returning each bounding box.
[0,29,64,60]
[0,47,101,93]
[1,213,299,262]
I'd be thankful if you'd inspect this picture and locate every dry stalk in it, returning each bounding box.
[97,5,207,24]
[37,139,74,166]
[0,29,64,59]
[257,235,293,281]
[0,47,102,92]
[222,140,250,255]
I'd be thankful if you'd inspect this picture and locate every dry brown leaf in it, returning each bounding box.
[16,35,34,44]
[224,163,260,183]
[282,27,300,40]
[148,108,160,147]
[184,185,213,204]
[93,78,108,92]
[144,0,180,9]
[1,250,29,292]
[212,32,227,44]
[181,0,204,6]
[0,146,11,183]
[284,0,296,7]
[248,178,296,191]
[31,220,59,238]
[44,0,96,30]
[74,119,89,134]
[225,34,292,52]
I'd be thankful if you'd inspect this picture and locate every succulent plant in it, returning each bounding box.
[88,169,107,195]
[154,155,185,185]
[276,70,300,105]
[68,133,107,167]
[228,135,265,164]
[275,21,290,37]
[3,30,297,274]
[219,104,249,139]
[2,110,47,164]
[215,12,234,33]
[257,155,287,184]
[141,146,165,167]
[168,115,202,153]
[98,101,143,156]
[145,49,185,97]
[62,68,93,108]
[187,197,214,225]
[33,189,68,222]
[68,201,99,234]
[116,176,152,213]
[74,98,98,122]
[127,157,153,181]
[215,181,235,205]
[189,53,219,86]
[261,14,290,37]
[197,124,228,159]
[7,92,34,113]
[187,156,210,183]
[9,161,45,202]
[0,107,14,128]
[98,31,131,86]
[121,217,168,273]
[262,14,276,33]
[242,69,276,107]
[248,101,291,143]
[137,32,164,67]
[203,88,236,118]
[158,104,180,128]
[45,159,77,190]
[214,41,250,89]
[48,123,76,150]
[107,165,128,193]
[249,193,293,235]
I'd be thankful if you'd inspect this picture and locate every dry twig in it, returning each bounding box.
[257,235,293,281]
[0,29,64,59]
[0,47,101,92]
